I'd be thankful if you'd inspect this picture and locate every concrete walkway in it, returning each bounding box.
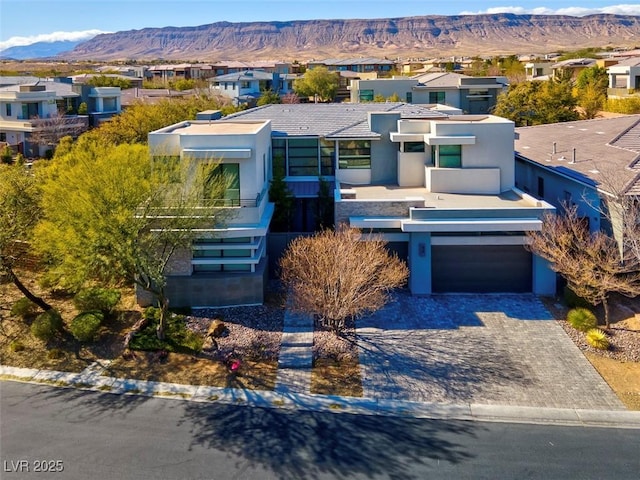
[274,310,314,394]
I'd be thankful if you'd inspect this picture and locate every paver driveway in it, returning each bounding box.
[356,293,625,410]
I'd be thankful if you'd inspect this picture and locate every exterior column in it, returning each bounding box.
[532,254,556,295]
[409,232,432,295]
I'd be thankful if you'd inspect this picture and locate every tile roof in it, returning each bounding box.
[221,103,446,138]
[515,115,640,196]
[412,72,470,87]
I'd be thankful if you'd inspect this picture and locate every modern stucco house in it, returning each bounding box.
[515,115,640,252]
[146,103,556,307]
[147,115,274,307]
[349,72,507,114]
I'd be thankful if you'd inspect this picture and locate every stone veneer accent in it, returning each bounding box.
[164,247,192,276]
[335,200,425,225]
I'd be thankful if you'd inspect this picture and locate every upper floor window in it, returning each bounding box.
[403,142,425,153]
[429,91,446,103]
[338,140,371,169]
[5,103,11,116]
[359,90,374,102]
[432,144,461,168]
[405,92,412,103]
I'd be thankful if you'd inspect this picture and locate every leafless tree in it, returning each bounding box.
[279,225,409,333]
[28,110,88,153]
[527,205,640,328]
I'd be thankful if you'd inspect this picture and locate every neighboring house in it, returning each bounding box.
[514,116,640,252]
[146,115,275,307]
[0,82,88,156]
[71,84,122,126]
[349,72,507,114]
[607,56,640,98]
[147,64,216,82]
[306,58,396,74]
[217,103,556,297]
[551,58,597,80]
[120,87,192,108]
[211,61,296,76]
[210,71,296,106]
[524,61,553,81]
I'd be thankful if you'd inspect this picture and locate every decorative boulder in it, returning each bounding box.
[207,319,227,338]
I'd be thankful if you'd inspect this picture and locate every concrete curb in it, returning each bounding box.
[2,364,640,429]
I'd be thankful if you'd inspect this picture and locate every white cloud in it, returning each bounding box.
[0,30,110,52]
[460,4,640,17]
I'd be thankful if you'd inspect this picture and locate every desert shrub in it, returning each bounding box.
[10,297,39,318]
[563,286,592,309]
[69,311,104,342]
[30,310,63,341]
[73,287,120,313]
[130,312,203,354]
[567,308,598,332]
[586,328,610,350]
[605,97,640,114]
[9,340,25,352]
[47,348,65,359]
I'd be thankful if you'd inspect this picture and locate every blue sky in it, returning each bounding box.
[1,1,639,51]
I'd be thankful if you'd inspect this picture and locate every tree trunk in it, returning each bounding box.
[156,296,169,340]
[602,297,611,329]
[5,266,52,311]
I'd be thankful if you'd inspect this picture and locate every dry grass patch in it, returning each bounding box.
[311,318,363,397]
[104,351,278,390]
[311,357,363,397]
[584,353,640,410]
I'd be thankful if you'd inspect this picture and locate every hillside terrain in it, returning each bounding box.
[65,13,640,61]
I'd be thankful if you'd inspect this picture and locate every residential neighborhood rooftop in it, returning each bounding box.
[515,115,640,195]
[221,103,448,138]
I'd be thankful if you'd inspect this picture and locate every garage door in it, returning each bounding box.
[432,245,532,293]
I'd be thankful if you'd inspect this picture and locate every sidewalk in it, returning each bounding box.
[2,363,640,429]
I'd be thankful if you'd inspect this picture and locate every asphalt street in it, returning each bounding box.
[1,381,639,480]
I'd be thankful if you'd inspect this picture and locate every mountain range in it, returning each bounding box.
[9,13,640,61]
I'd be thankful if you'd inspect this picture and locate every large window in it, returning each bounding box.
[271,138,336,177]
[338,140,371,169]
[429,91,446,103]
[359,89,374,102]
[432,145,461,168]
[21,103,38,119]
[200,163,240,205]
[288,138,319,176]
[320,139,335,176]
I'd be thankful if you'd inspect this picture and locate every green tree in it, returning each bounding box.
[35,139,232,339]
[576,66,608,119]
[293,66,339,102]
[373,93,386,103]
[257,89,281,106]
[86,75,132,89]
[77,102,88,115]
[268,159,294,232]
[0,164,52,311]
[493,80,579,126]
[386,92,401,102]
[95,95,223,144]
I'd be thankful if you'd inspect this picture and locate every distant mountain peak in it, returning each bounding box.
[65,13,640,61]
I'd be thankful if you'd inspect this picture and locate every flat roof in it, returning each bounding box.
[515,115,640,195]
[170,121,267,135]
[341,185,537,209]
